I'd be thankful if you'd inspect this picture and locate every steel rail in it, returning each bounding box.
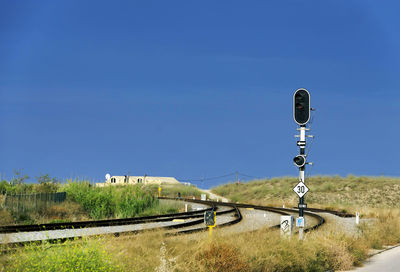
[171,205,242,235]
[299,207,354,218]
[0,202,243,245]
[167,198,326,233]
[0,204,215,233]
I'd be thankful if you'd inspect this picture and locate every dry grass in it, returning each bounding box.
[1,210,399,271]
[0,201,90,226]
[34,201,90,223]
[212,175,400,210]
[0,209,14,225]
[166,229,356,272]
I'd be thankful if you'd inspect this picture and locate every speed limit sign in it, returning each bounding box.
[293,181,309,198]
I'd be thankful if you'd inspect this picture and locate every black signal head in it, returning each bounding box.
[293,88,310,125]
[293,155,306,167]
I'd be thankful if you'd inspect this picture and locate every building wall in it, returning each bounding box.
[96,176,180,187]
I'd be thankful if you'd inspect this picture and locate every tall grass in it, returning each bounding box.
[64,181,158,219]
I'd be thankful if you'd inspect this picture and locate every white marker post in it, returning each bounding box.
[280,215,294,237]
[356,212,360,225]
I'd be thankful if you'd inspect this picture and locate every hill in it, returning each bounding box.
[212,175,400,211]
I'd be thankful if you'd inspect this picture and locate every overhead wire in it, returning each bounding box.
[237,172,263,179]
[178,172,236,182]
[178,171,263,183]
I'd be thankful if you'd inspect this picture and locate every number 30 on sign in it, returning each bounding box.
[293,181,309,198]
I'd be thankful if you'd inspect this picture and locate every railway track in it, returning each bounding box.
[0,200,239,244]
[171,198,326,233]
[0,205,215,234]
[0,197,350,245]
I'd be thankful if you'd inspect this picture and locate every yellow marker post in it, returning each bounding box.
[209,226,214,238]
[158,186,162,197]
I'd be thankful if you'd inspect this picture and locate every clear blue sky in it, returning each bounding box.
[1,1,399,187]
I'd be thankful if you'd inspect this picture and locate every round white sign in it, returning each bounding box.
[105,173,111,180]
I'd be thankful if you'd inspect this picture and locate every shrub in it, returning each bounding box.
[196,243,249,272]
[34,174,60,193]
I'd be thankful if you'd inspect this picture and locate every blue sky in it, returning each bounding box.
[1,1,399,187]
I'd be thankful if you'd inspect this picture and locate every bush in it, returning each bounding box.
[196,243,249,272]
[34,174,60,193]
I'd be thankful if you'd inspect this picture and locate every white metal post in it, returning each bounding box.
[299,125,306,240]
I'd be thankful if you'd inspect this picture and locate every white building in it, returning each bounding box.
[96,175,180,187]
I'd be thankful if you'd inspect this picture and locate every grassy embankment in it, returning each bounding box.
[0,179,204,225]
[2,176,399,271]
[212,175,400,213]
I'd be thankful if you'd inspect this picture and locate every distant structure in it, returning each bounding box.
[96,174,180,187]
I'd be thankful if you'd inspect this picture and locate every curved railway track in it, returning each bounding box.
[0,197,351,245]
[172,198,326,233]
[0,200,239,244]
[0,205,215,234]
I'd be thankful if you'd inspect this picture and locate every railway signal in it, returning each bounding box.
[292,88,314,240]
[204,210,216,238]
[293,155,306,168]
[204,211,216,227]
[293,88,310,125]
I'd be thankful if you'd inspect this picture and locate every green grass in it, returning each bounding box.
[64,181,167,219]
[3,238,123,272]
[63,182,203,220]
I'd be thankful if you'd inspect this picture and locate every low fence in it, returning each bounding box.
[3,192,67,213]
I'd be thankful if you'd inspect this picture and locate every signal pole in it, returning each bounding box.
[298,125,306,240]
[292,88,312,240]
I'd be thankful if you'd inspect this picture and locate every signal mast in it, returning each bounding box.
[292,88,313,240]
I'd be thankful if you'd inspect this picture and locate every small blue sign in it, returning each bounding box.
[296,217,305,227]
